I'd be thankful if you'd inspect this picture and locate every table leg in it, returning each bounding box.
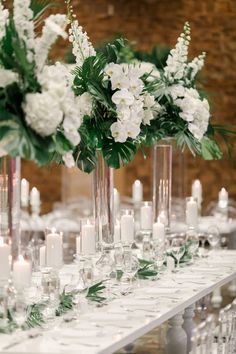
[166,312,187,354]
[211,287,222,309]
[183,304,195,353]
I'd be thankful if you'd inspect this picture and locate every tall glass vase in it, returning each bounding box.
[93,150,114,252]
[152,141,172,232]
[0,156,21,259]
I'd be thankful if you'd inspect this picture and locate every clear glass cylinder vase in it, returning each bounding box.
[93,151,114,251]
[152,142,172,231]
[0,156,21,259]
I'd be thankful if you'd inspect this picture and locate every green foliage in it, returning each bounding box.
[102,139,138,169]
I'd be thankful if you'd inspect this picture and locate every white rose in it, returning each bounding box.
[23,92,63,136]
[62,151,75,168]
[110,121,128,143]
[0,69,18,88]
[112,89,135,106]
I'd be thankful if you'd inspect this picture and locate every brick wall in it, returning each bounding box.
[20,0,236,212]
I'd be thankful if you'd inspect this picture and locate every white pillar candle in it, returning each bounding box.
[121,213,134,244]
[39,245,46,268]
[21,178,29,208]
[114,188,120,218]
[132,180,143,203]
[0,237,10,281]
[46,232,63,269]
[30,187,40,208]
[81,221,96,255]
[218,187,228,208]
[76,236,81,255]
[114,221,121,244]
[13,255,31,289]
[153,220,165,242]
[140,202,152,230]
[191,179,202,209]
[186,197,198,229]
[167,256,175,272]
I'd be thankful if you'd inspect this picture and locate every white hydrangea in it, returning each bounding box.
[69,20,96,67]
[164,22,190,83]
[106,63,157,142]
[0,69,18,87]
[23,92,63,136]
[0,1,9,42]
[13,0,35,62]
[62,151,75,168]
[170,86,210,140]
[76,92,93,117]
[35,14,67,73]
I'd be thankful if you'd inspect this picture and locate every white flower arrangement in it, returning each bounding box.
[0,1,9,42]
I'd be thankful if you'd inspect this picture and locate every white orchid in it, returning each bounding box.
[143,109,155,125]
[104,63,123,77]
[110,121,128,143]
[112,89,135,106]
[110,74,129,90]
[126,121,141,139]
[129,78,144,97]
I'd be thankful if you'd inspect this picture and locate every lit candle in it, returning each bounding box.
[0,237,10,281]
[191,179,202,209]
[140,202,152,230]
[13,255,31,289]
[81,221,96,255]
[132,180,143,203]
[114,221,121,244]
[114,188,120,218]
[121,212,134,244]
[218,187,228,208]
[152,220,165,242]
[76,236,81,255]
[46,232,63,269]
[21,178,29,208]
[39,245,46,268]
[186,197,198,229]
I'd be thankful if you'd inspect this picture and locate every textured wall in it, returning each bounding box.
[20,0,236,212]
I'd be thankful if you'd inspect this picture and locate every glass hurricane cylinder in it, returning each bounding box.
[0,156,21,259]
[152,142,172,231]
[93,150,114,251]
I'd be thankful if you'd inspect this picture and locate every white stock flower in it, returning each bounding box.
[0,1,9,41]
[13,0,35,62]
[111,121,128,143]
[62,151,75,168]
[23,92,63,136]
[187,52,206,80]
[112,89,135,106]
[35,14,67,72]
[164,22,191,82]
[69,20,96,67]
[0,69,18,87]
[167,84,185,99]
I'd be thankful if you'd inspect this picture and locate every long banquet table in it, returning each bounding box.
[1,250,236,354]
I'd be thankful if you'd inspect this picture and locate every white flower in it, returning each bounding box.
[69,20,96,67]
[35,15,67,72]
[110,121,128,143]
[63,118,81,145]
[128,78,144,97]
[143,109,154,125]
[0,1,9,42]
[187,52,206,80]
[13,0,35,62]
[76,92,93,117]
[112,89,135,106]
[38,63,69,100]
[0,69,18,87]
[62,151,75,168]
[110,74,129,90]
[117,107,131,121]
[23,92,63,136]
[167,84,185,99]
[104,63,123,77]
[138,62,160,81]
[143,93,156,108]
[125,121,140,139]
[164,22,191,82]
